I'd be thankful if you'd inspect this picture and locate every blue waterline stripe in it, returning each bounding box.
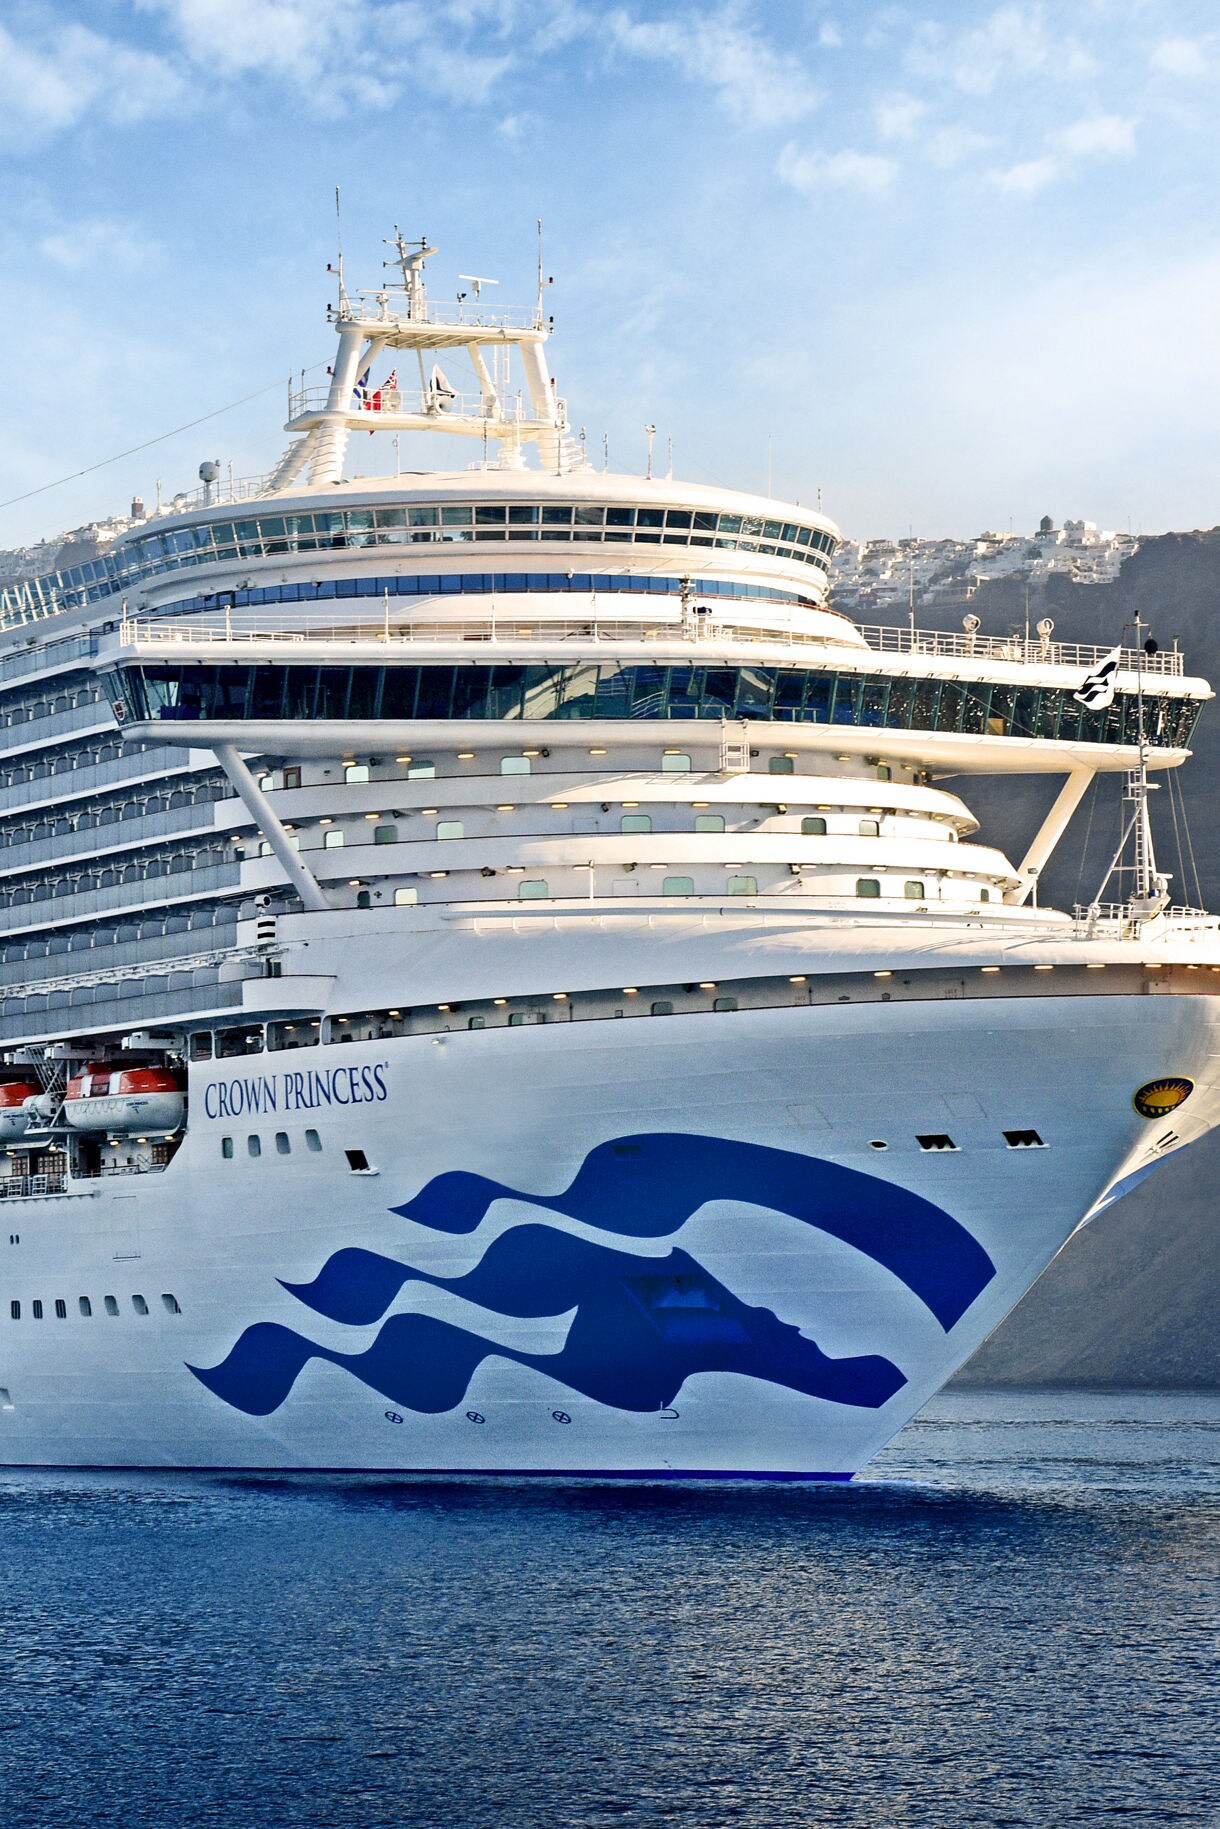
[0,1460,855,1481]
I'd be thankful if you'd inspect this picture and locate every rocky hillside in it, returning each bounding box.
[856,530,1220,1387]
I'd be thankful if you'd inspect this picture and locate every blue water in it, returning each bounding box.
[0,1391,1216,1828]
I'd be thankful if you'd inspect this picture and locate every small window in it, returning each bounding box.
[282,767,301,790]
[247,1134,261,1158]
[79,1297,92,1317]
[916,1134,958,1152]
[467,1015,486,1030]
[650,1000,674,1016]
[356,891,371,909]
[258,841,272,857]
[344,1148,370,1172]
[54,1299,66,1319]
[663,875,694,896]
[9,1300,18,1321]
[620,813,652,833]
[980,887,991,903]
[324,828,345,848]
[32,1300,43,1320]
[518,879,549,899]
[344,764,370,784]
[436,820,463,841]
[407,761,436,779]
[876,764,892,781]
[856,878,881,898]
[904,880,925,900]
[802,816,826,836]
[305,1129,322,1152]
[221,1136,234,1159]
[132,1295,149,1315]
[859,819,880,837]
[769,756,794,774]
[394,886,419,905]
[275,1132,291,1155]
[189,1032,213,1061]
[727,875,757,896]
[103,1296,119,1316]
[501,756,531,775]
[374,824,398,844]
[161,1294,182,1314]
[713,996,738,1012]
[661,753,691,773]
[693,813,723,835]
[1003,1129,1045,1149]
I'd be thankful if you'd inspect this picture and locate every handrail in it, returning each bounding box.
[114,612,1191,679]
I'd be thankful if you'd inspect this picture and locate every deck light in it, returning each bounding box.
[1034,964,1054,971]
[553,992,568,1000]
[699,982,716,990]
[1085,963,1107,969]
[457,752,475,760]
[981,966,1000,974]
[395,755,412,764]
[788,975,807,983]
[622,800,639,808]
[874,971,892,979]
[550,802,568,810]
[494,998,507,1006]
[622,988,638,995]
[430,871,448,879]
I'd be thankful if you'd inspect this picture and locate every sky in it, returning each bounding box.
[2,0,1220,549]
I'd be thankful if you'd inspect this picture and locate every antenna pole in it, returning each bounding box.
[537,219,544,324]
[334,186,346,303]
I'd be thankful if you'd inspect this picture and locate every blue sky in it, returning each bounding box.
[2,0,1219,548]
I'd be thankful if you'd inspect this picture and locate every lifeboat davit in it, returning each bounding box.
[0,1081,41,1142]
[64,1067,186,1135]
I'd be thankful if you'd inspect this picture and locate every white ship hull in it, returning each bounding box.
[3,986,1215,1477]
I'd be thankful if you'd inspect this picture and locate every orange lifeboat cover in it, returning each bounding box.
[0,1082,40,1108]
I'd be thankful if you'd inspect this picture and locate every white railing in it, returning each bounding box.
[1071,902,1215,936]
[116,611,1194,681]
[288,385,503,423]
[0,1173,66,1199]
[856,623,1184,677]
[334,299,544,332]
[150,475,276,519]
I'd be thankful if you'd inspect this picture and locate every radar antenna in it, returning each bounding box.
[384,225,437,321]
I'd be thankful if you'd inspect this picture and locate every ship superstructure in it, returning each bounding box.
[0,232,1216,1476]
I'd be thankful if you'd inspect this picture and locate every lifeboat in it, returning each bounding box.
[64,1066,186,1135]
[0,1081,41,1142]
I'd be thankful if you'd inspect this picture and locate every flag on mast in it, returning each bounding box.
[1073,647,1122,710]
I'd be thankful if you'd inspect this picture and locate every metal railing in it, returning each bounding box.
[856,624,1184,677]
[116,611,1192,679]
[1071,902,1215,936]
[289,385,504,422]
[0,1173,66,1199]
[334,299,544,332]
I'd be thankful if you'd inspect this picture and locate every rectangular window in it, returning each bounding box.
[859,819,880,837]
[345,1148,370,1172]
[713,997,738,1012]
[501,755,531,774]
[802,816,826,835]
[79,1297,92,1317]
[282,767,301,789]
[467,1015,486,1030]
[104,1296,119,1316]
[518,879,548,899]
[904,880,925,899]
[54,1299,67,1319]
[373,824,398,844]
[394,886,419,905]
[768,756,794,774]
[247,1135,261,1157]
[324,828,345,848]
[161,1294,182,1314]
[916,1134,958,1152]
[305,1129,322,1152]
[856,878,881,898]
[9,1301,18,1320]
[620,813,652,833]
[436,820,463,841]
[1004,1129,1046,1148]
[650,1000,674,1016]
[694,813,724,832]
[32,1300,42,1320]
[221,1136,234,1158]
[661,752,692,773]
[275,1132,291,1155]
[663,875,694,896]
[190,1032,213,1061]
[407,761,436,779]
[344,764,370,784]
[727,875,757,895]
[132,1295,149,1315]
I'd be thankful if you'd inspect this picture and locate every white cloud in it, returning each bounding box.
[989,155,1060,196]
[0,21,186,145]
[604,7,819,129]
[925,126,995,169]
[875,92,926,141]
[38,219,157,273]
[818,22,842,50]
[1053,114,1135,159]
[908,5,1093,98]
[1150,37,1209,80]
[777,143,898,195]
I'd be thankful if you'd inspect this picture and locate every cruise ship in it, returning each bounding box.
[0,230,1216,1477]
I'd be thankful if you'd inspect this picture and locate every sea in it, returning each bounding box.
[0,1389,1215,1829]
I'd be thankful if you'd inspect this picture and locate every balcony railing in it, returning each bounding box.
[855,623,1184,677]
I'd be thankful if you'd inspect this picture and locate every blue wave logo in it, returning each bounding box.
[190,1133,995,1420]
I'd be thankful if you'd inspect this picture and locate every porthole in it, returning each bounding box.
[304,1129,323,1152]
[275,1132,291,1155]
[132,1295,149,1315]
[247,1135,261,1158]
[31,1299,43,1320]
[103,1296,119,1316]
[161,1294,182,1314]
[221,1136,234,1159]
[79,1297,92,1317]
[9,1300,18,1321]
[54,1299,66,1320]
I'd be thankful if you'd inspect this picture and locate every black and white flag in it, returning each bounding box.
[1073,646,1122,710]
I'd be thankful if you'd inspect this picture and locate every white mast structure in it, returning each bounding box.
[269,228,577,492]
